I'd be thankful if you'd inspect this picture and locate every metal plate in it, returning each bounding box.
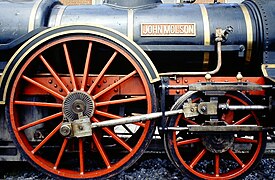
[141,23,196,36]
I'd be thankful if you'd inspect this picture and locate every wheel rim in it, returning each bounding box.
[8,35,155,179]
[166,92,265,179]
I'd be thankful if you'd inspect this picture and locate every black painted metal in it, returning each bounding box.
[0,0,274,76]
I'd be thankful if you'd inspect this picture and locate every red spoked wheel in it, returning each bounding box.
[164,91,266,179]
[6,30,156,179]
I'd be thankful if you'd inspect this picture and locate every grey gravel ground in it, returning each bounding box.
[1,155,275,179]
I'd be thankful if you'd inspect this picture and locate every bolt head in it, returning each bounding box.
[60,125,71,136]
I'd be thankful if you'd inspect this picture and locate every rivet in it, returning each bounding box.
[59,89,63,92]
[103,79,107,83]
[205,73,211,82]
[176,90,180,94]
[97,84,101,88]
[184,79,188,83]
[48,79,53,84]
[54,84,57,88]
[114,88,118,92]
[176,79,180,83]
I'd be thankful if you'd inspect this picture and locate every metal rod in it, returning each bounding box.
[162,125,262,132]
[187,125,262,132]
[91,109,184,128]
[219,104,268,110]
[159,36,222,76]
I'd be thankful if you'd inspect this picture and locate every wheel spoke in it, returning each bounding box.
[63,43,77,91]
[189,148,207,168]
[182,117,198,125]
[96,96,146,107]
[92,133,111,168]
[14,101,62,108]
[32,122,62,154]
[228,149,245,167]
[54,138,68,170]
[226,98,231,105]
[81,42,93,91]
[87,51,118,94]
[234,137,258,144]
[22,75,65,100]
[96,110,145,128]
[39,55,70,94]
[95,110,121,119]
[177,138,201,146]
[18,112,63,131]
[79,138,85,175]
[134,122,145,127]
[234,114,252,125]
[93,70,137,100]
[92,117,132,152]
[215,154,220,177]
[102,127,132,152]
[95,110,146,127]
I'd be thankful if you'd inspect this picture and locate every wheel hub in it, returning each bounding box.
[63,91,95,121]
[202,134,234,153]
[61,91,94,138]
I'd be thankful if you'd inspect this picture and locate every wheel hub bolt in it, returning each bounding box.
[60,124,71,137]
[201,106,207,112]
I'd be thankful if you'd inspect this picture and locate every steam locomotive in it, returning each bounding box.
[0,0,274,179]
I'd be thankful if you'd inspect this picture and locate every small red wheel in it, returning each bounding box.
[5,27,156,179]
[164,91,266,179]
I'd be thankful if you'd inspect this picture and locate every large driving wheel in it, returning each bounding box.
[164,91,266,179]
[5,26,156,179]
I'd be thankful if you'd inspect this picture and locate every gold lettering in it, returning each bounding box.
[141,23,196,36]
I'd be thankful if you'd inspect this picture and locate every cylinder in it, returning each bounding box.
[47,1,260,74]
[0,0,60,44]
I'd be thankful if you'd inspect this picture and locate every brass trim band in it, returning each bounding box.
[261,64,275,82]
[128,9,134,41]
[200,4,210,68]
[28,0,44,32]
[240,4,253,63]
[1,24,160,101]
[55,5,67,26]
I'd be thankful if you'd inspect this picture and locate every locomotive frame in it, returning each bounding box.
[0,0,275,179]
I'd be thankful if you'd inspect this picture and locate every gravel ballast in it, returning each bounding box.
[1,155,275,179]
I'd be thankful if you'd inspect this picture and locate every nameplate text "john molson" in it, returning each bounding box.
[141,23,196,36]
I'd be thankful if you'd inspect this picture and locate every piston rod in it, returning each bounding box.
[91,103,268,128]
[162,125,262,132]
[219,104,268,110]
[91,109,183,128]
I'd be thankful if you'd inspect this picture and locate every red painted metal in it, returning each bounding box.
[8,35,154,179]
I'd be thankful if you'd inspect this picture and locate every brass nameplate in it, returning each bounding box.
[141,23,196,37]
